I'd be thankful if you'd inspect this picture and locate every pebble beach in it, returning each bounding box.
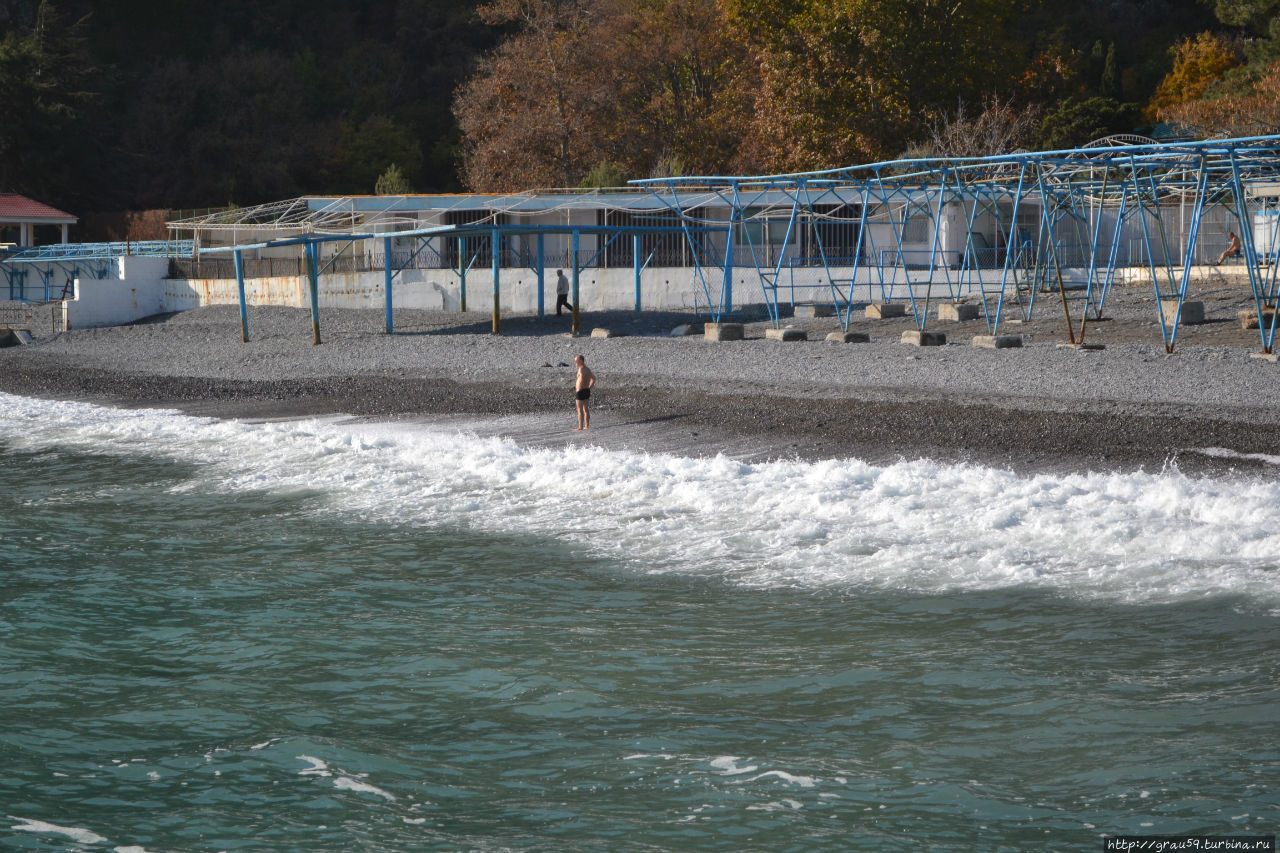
[2,281,1279,477]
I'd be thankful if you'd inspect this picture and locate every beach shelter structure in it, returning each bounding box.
[635,134,1280,353]
[0,194,76,248]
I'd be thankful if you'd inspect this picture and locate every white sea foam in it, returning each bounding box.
[9,816,107,844]
[297,755,396,801]
[746,770,818,788]
[1191,446,1280,467]
[334,776,398,802]
[4,393,1280,608]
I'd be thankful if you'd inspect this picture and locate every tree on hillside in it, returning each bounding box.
[453,0,606,190]
[1147,32,1242,120]
[453,0,741,191]
[722,0,1031,172]
[908,97,1043,159]
[0,1,100,206]
[1160,59,1280,134]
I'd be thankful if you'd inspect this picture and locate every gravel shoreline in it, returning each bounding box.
[2,290,1279,477]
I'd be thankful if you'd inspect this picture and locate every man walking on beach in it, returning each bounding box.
[573,354,595,431]
[555,269,572,316]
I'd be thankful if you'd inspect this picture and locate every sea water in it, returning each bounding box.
[0,392,1276,852]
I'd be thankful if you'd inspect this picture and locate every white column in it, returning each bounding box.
[61,223,69,243]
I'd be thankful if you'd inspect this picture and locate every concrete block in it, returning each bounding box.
[1238,308,1278,330]
[765,328,807,341]
[866,302,907,320]
[1249,351,1279,362]
[972,334,1022,349]
[826,331,870,343]
[937,302,980,322]
[1160,299,1205,325]
[900,329,946,346]
[704,322,744,341]
[669,324,701,337]
[590,327,624,338]
[1056,342,1106,351]
[793,304,834,318]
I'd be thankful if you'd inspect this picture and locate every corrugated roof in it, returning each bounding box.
[0,194,77,223]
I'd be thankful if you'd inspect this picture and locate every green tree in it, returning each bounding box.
[0,2,100,207]
[1037,96,1140,150]
[578,161,625,188]
[375,163,411,194]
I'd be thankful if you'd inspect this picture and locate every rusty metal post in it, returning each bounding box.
[305,241,321,345]
[233,248,249,342]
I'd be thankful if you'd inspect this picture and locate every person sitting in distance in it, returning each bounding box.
[1216,231,1242,265]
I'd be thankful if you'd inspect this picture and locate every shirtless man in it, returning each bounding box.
[1217,231,1242,265]
[573,354,596,431]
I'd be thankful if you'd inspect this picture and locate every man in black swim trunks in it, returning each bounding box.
[573,354,596,431]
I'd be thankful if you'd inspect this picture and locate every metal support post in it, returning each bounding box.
[233,249,249,343]
[634,233,642,312]
[491,228,501,335]
[384,236,394,334]
[723,215,735,316]
[305,241,321,345]
[458,237,467,312]
[571,229,581,336]
[537,233,545,319]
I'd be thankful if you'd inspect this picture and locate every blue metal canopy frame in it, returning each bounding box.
[0,240,195,303]
[200,221,720,344]
[635,134,1280,353]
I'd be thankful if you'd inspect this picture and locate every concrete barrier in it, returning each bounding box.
[704,322,744,341]
[866,302,907,319]
[1160,299,1204,325]
[901,330,946,346]
[938,302,980,321]
[972,334,1022,349]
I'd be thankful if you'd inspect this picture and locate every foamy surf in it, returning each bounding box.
[3,392,1278,608]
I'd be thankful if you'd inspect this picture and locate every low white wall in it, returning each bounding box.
[66,256,169,330]
[159,267,716,316]
[65,259,1242,331]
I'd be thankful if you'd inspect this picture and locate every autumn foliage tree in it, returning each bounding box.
[1160,59,1280,135]
[1147,32,1241,120]
[453,0,743,190]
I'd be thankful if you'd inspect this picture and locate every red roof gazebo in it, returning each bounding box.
[0,194,77,247]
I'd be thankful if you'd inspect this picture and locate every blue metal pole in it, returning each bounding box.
[234,249,249,343]
[491,227,501,334]
[537,233,545,319]
[571,229,581,336]
[633,233,642,312]
[384,236,394,334]
[723,213,735,317]
[305,241,321,345]
[458,237,467,312]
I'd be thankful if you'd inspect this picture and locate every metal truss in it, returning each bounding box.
[636,134,1280,353]
[0,240,195,302]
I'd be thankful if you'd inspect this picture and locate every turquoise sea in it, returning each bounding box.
[1,393,1277,851]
